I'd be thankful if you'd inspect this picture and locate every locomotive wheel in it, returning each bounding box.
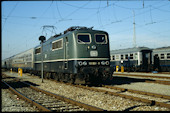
[47,73,51,79]
[69,74,75,84]
[53,73,60,81]
[58,73,63,82]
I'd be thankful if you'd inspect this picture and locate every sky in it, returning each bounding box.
[2,0,170,60]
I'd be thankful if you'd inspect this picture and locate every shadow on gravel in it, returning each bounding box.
[1,82,9,89]
[2,81,29,89]
[1,81,39,89]
[24,81,39,86]
[5,77,16,79]
[102,76,154,86]
[123,105,151,111]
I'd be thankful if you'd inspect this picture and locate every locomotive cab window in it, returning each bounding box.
[95,34,107,44]
[52,39,63,51]
[77,34,91,44]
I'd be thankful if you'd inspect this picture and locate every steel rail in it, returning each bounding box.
[115,73,170,79]
[22,81,105,111]
[73,84,170,109]
[1,80,51,112]
[2,73,105,111]
[145,80,170,85]
[103,85,170,100]
[114,74,170,85]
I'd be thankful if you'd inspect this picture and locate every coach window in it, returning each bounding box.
[52,39,63,51]
[155,54,158,57]
[112,55,115,60]
[115,55,120,60]
[125,54,128,60]
[95,34,107,44]
[121,55,123,60]
[35,47,41,54]
[160,54,164,59]
[134,53,138,60]
[130,54,133,59]
[167,53,170,59]
[77,33,91,44]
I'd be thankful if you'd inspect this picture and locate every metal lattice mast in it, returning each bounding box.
[133,10,137,48]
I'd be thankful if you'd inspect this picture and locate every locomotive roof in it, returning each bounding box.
[35,26,108,48]
[110,47,151,54]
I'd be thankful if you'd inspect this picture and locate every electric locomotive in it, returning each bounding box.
[2,26,113,85]
[33,26,113,84]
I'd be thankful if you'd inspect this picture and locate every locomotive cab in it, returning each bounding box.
[69,29,112,84]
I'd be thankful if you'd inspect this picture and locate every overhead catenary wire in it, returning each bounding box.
[2,1,19,31]
[96,3,169,30]
[56,1,63,21]
[97,0,104,29]
[33,1,54,27]
[2,1,170,60]
[54,1,91,24]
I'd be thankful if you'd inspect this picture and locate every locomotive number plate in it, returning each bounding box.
[90,51,98,57]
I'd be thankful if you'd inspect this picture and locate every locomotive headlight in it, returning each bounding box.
[101,61,110,65]
[78,61,87,66]
[83,61,87,65]
[78,61,83,66]
[106,61,109,65]
[101,61,106,65]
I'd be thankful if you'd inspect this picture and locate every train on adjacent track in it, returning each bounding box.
[110,46,170,72]
[2,26,113,85]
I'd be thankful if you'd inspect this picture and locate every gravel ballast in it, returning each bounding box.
[2,71,170,111]
[1,89,39,112]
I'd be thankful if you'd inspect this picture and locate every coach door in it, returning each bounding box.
[64,37,68,69]
[142,50,151,71]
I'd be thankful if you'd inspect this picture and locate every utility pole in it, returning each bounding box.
[133,10,137,48]
[39,36,46,83]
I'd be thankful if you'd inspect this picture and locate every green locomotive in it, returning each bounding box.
[2,26,113,85]
[34,26,113,84]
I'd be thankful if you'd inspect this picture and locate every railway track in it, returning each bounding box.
[2,78,105,111]
[113,74,170,85]
[71,84,170,109]
[2,71,170,111]
[115,73,170,79]
[103,85,170,100]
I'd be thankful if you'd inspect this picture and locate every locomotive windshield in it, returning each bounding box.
[77,34,91,44]
[95,34,107,44]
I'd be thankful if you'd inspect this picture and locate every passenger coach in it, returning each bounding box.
[152,46,170,72]
[110,47,152,72]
